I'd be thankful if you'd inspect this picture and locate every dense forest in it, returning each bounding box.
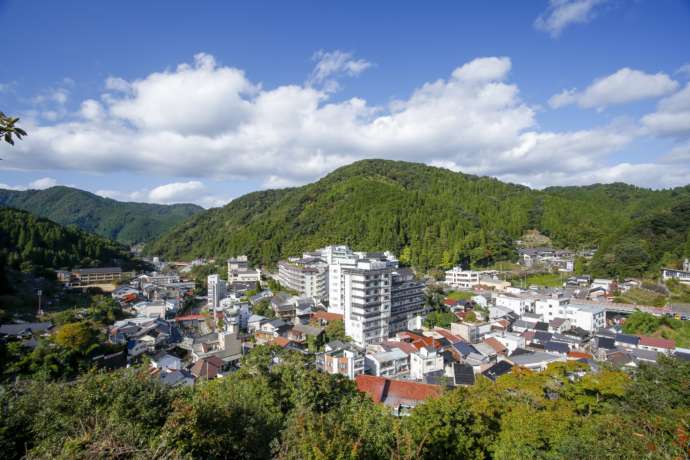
[0,207,134,276]
[146,159,690,277]
[0,186,203,245]
[0,346,687,459]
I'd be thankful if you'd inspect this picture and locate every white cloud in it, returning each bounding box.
[642,83,690,138]
[549,68,678,109]
[308,50,372,92]
[96,181,228,208]
[534,0,608,37]
[0,183,26,191]
[0,52,686,193]
[28,177,58,189]
[451,57,511,82]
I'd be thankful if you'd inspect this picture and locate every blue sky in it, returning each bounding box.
[1,0,689,207]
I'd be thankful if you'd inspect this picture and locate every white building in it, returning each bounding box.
[563,303,606,332]
[495,293,536,316]
[317,341,365,380]
[661,259,690,285]
[487,332,525,354]
[341,258,397,347]
[365,348,410,377]
[445,266,480,289]
[409,346,444,380]
[534,293,571,322]
[591,279,615,293]
[207,274,226,309]
[277,258,329,300]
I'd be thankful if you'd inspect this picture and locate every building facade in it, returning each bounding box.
[444,266,480,289]
[207,274,226,309]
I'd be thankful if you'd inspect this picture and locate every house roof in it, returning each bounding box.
[543,341,570,354]
[597,337,616,350]
[453,363,475,386]
[615,333,640,345]
[453,341,477,358]
[567,351,593,360]
[639,336,675,349]
[483,337,507,354]
[190,356,223,379]
[482,361,513,381]
[382,340,418,354]
[433,328,463,344]
[509,351,562,367]
[311,311,344,322]
[270,336,291,348]
[534,321,549,331]
[533,331,553,343]
[0,322,53,336]
[355,375,442,405]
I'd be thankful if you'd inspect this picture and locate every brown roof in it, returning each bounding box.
[567,351,593,360]
[190,356,223,379]
[355,375,442,405]
[639,336,675,349]
[433,328,462,344]
[173,314,208,321]
[311,311,344,322]
[382,340,418,354]
[483,337,507,354]
[270,336,291,348]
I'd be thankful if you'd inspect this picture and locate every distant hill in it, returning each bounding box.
[0,186,203,245]
[0,207,134,275]
[146,159,690,277]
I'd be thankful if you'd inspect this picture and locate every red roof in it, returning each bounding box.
[398,331,424,342]
[567,351,593,360]
[355,375,442,404]
[311,311,344,322]
[493,319,510,329]
[483,337,507,354]
[639,336,675,349]
[433,328,463,344]
[443,298,459,306]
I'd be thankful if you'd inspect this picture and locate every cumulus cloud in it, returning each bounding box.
[534,0,608,37]
[96,181,228,208]
[0,52,686,193]
[549,68,678,109]
[642,83,690,138]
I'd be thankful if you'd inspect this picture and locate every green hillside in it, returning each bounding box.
[146,159,690,276]
[0,186,203,245]
[0,207,134,275]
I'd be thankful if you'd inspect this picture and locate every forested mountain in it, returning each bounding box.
[0,186,203,245]
[0,207,134,274]
[146,159,690,277]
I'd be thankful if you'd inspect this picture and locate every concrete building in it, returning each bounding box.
[207,274,226,309]
[410,346,444,381]
[444,266,480,289]
[389,271,425,334]
[661,259,690,285]
[277,258,328,300]
[337,257,398,347]
[365,348,410,377]
[59,267,134,286]
[316,341,365,380]
[534,293,571,322]
[495,293,536,316]
[562,303,606,332]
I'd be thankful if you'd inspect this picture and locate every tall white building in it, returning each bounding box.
[445,266,481,289]
[277,257,329,300]
[207,274,226,309]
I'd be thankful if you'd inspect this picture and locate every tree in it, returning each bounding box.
[53,322,98,352]
[0,112,27,145]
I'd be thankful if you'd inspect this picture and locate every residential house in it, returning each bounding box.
[409,346,444,381]
[638,336,675,354]
[315,341,365,380]
[365,348,410,377]
[355,374,442,416]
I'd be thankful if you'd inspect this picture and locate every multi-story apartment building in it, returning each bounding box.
[207,274,226,309]
[339,257,397,347]
[444,266,480,289]
[277,257,329,299]
[389,271,426,334]
[661,259,690,286]
[227,255,261,284]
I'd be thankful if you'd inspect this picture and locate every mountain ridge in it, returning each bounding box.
[0,186,204,245]
[145,159,690,277]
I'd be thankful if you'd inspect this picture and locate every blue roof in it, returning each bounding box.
[453,341,477,357]
[544,341,570,354]
[615,333,639,345]
[534,331,553,342]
